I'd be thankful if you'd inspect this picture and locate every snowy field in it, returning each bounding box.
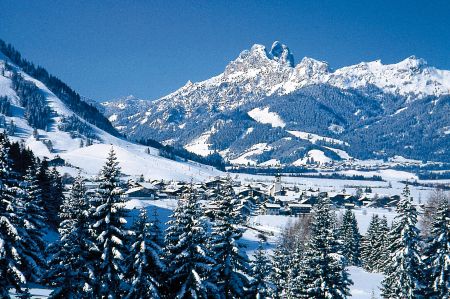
[348,266,384,298]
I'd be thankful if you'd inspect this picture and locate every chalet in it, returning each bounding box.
[288,203,312,216]
[122,185,157,200]
[236,186,269,204]
[330,194,358,207]
[138,182,158,190]
[235,202,253,218]
[263,203,281,215]
[156,192,168,199]
[48,156,65,167]
[150,180,166,190]
[163,188,182,199]
[299,194,320,206]
[365,194,400,208]
[205,177,227,189]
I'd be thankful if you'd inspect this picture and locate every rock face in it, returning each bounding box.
[103,42,450,165]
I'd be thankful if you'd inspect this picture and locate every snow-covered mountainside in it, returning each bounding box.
[0,46,220,181]
[103,42,450,165]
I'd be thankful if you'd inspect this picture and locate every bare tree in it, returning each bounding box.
[279,214,312,252]
[420,189,449,238]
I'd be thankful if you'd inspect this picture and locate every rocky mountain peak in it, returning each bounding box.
[269,41,295,67]
[296,57,330,77]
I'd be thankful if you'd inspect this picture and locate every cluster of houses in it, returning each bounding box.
[75,174,400,218]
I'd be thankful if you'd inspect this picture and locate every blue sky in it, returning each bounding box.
[1,0,449,101]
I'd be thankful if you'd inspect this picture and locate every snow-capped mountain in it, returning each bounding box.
[0,41,220,180]
[103,41,450,166]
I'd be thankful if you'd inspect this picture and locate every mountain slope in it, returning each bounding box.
[0,43,220,180]
[103,42,450,164]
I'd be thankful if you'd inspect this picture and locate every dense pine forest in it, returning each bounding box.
[0,131,448,298]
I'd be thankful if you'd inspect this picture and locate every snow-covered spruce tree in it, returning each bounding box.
[423,194,449,298]
[381,185,425,298]
[45,172,95,299]
[49,167,64,225]
[89,148,130,298]
[374,215,389,273]
[299,196,352,299]
[149,207,165,248]
[57,172,85,239]
[361,214,380,272]
[36,159,57,228]
[164,187,217,298]
[17,166,47,283]
[248,239,273,298]
[339,209,361,266]
[269,242,290,298]
[125,208,165,299]
[285,242,306,298]
[209,180,252,298]
[0,137,26,297]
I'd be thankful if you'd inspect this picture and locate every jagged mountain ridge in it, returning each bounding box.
[103,41,450,165]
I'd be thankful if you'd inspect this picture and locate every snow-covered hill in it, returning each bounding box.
[103,42,450,165]
[0,55,220,181]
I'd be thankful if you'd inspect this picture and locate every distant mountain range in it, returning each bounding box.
[102,42,450,165]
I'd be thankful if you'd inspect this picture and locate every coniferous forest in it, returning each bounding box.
[0,131,448,298]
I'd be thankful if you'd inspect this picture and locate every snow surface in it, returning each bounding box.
[259,158,280,167]
[348,266,384,298]
[248,107,286,128]
[184,130,215,157]
[9,287,52,298]
[293,149,333,165]
[60,143,220,181]
[288,130,347,145]
[324,146,352,160]
[229,143,271,166]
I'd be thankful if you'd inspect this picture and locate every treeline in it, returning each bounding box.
[228,166,384,181]
[9,71,52,129]
[291,172,383,181]
[2,66,99,140]
[417,172,450,180]
[228,165,313,174]
[0,96,11,116]
[401,180,450,191]
[0,39,120,137]
[139,137,227,170]
[392,163,450,180]
[58,115,98,140]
